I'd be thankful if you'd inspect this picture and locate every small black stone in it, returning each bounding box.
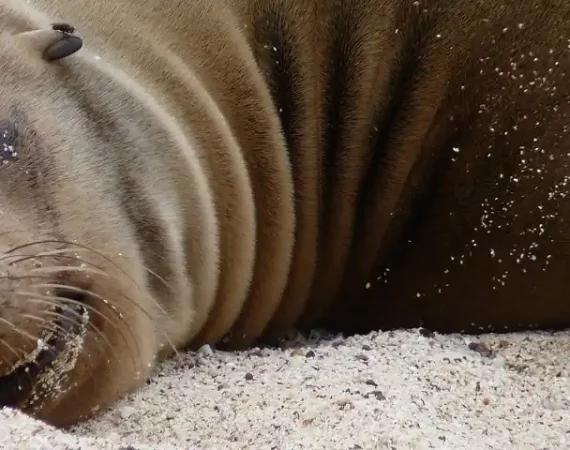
[419,327,435,338]
[371,390,386,401]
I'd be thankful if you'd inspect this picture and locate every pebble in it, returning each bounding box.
[197,344,214,356]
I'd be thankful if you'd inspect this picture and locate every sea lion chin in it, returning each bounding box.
[2,0,570,428]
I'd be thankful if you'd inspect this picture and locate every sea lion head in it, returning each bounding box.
[0,21,166,426]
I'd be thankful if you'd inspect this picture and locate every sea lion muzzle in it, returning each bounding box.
[0,283,89,410]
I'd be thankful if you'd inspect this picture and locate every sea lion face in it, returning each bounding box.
[0,26,160,426]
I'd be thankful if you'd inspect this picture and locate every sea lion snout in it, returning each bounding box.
[0,228,158,425]
[0,241,93,410]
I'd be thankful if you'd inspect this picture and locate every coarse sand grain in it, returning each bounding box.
[2,328,570,449]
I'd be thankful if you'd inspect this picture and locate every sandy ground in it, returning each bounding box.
[1,328,570,450]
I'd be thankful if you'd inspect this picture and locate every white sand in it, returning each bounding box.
[2,328,570,450]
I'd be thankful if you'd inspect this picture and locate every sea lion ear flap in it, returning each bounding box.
[14,23,83,62]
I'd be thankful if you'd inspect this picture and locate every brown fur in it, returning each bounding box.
[0,0,570,427]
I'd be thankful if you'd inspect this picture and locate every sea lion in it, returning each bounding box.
[0,0,569,427]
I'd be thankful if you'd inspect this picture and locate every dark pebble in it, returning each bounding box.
[245,372,254,381]
[371,391,386,401]
[468,341,495,358]
[419,328,435,338]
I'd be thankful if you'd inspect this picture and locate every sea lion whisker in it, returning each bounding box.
[165,333,183,364]
[9,253,177,324]
[140,265,184,332]
[21,312,80,344]
[4,243,177,334]
[21,254,175,322]
[1,252,159,327]
[6,239,146,290]
[4,265,173,352]
[0,274,56,284]
[0,336,26,367]
[0,317,55,353]
[4,240,75,254]
[28,264,108,278]
[32,254,178,327]
[8,242,177,330]
[0,317,58,390]
[30,281,145,323]
[0,305,92,411]
[22,308,113,366]
[22,296,127,369]
[142,265,173,292]
[2,247,109,266]
[0,252,95,267]
[29,265,157,322]
[20,312,103,399]
[31,266,179,363]
[4,246,93,257]
[0,252,49,264]
[0,253,35,264]
[15,289,141,372]
[0,353,15,373]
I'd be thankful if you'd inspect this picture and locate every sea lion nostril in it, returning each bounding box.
[54,287,87,304]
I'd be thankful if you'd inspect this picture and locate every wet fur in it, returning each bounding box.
[0,0,569,426]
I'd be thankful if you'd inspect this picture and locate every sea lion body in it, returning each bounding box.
[0,0,570,426]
